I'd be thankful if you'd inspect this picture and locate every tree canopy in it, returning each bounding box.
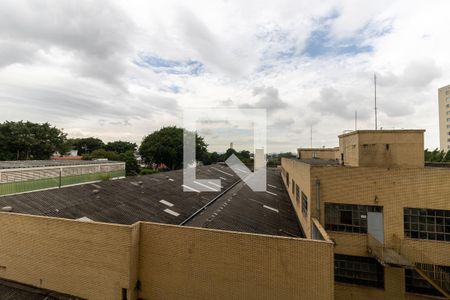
[139,126,208,170]
[0,121,66,160]
[69,137,104,155]
[104,141,137,153]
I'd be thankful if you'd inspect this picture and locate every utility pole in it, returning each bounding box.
[374,73,378,130]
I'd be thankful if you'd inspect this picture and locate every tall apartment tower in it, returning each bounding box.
[439,84,450,149]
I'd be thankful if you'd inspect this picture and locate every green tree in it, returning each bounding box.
[104,141,137,153]
[69,137,104,155]
[0,121,67,160]
[83,149,140,176]
[139,126,208,170]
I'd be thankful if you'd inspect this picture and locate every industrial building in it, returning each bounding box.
[0,128,448,300]
[0,164,333,300]
[0,160,125,196]
[282,129,450,299]
[439,84,450,150]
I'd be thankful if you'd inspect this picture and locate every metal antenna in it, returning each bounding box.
[374,73,378,130]
[310,125,312,148]
[355,110,357,131]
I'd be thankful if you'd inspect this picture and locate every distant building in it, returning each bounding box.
[438,84,450,150]
[0,160,125,196]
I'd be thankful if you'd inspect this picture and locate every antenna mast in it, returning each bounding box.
[355,110,357,131]
[310,125,312,148]
[374,73,378,130]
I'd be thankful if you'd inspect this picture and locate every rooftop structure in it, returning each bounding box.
[338,129,425,168]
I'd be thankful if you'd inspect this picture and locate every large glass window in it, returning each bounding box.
[404,208,450,241]
[405,268,449,297]
[295,184,300,205]
[325,203,382,233]
[334,254,384,288]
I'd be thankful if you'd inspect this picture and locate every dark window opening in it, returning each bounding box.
[292,179,295,195]
[301,192,308,216]
[325,203,382,234]
[334,254,384,288]
[340,211,352,225]
[386,144,390,150]
[405,268,447,297]
[404,207,450,242]
[122,288,128,300]
[295,184,300,204]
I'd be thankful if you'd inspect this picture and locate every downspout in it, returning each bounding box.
[315,179,321,220]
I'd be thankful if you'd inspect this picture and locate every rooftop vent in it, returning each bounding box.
[1,206,13,212]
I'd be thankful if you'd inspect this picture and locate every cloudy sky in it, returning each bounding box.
[0,0,449,152]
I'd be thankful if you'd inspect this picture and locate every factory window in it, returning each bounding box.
[447,111,450,115]
[286,172,289,187]
[295,184,300,204]
[334,254,384,288]
[447,104,450,108]
[405,268,449,297]
[325,203,382,233]
[447,118,450,122]
[292,179,295,195]
[447,125,450,128]
[404,208,450,241]
[301,191,308,216]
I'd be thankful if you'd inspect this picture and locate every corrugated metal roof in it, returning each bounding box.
[0,278,82,300]
[0,165,304,237]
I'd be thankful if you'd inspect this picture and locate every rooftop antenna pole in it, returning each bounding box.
[374,73,378,130]
[355,110,358,131]
[310,125,312,148]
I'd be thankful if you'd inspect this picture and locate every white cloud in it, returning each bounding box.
[0,0,449,152]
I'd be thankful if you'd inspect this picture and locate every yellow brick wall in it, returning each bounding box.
[0,212,335,300]
[281,158,312,238]
[312,165,450,299]
[281,157,450,300]
[0,212,137,300]
[138,222,334,300]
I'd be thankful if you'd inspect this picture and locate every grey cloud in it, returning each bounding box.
[401,59,441,87]
[310,87,371,120]
[377,58,441,89]
[219,99,234,106]
[0,0,134,86]
[240,86,288,112]
[176,8,250,76]
[269,118,295,129]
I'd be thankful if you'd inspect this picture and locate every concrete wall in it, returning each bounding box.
[138,222,334,300]
[0,213,137,300]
